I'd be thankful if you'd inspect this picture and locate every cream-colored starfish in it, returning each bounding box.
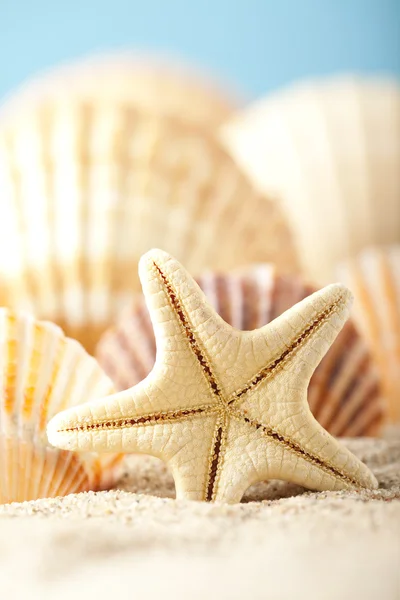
[47,250,377,503]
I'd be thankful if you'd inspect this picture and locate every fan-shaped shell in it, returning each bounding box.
[0,309,122,504]
[222,76,400,283]
[0,89,297,352]
[97,265,384,437]
[3,53,238,129]
[338,246,400,424]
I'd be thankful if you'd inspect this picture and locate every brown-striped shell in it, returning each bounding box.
[338,245,400,424]
[97,264,385,437]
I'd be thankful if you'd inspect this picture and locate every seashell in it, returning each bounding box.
[0,89,298,353]
[338,246,400,424]
[1,53,239,129]
[0,309,122,504]
[222,76,400,284]
[97,264,385,437]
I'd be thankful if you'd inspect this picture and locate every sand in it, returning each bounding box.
[0,437,399,600]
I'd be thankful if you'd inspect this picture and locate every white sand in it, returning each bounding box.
[0,437,399,600]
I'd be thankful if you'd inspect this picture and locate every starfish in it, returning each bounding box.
[47,250,378,503]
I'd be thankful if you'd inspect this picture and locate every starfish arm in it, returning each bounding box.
[47,380,218,454]
[168,413,221,501]
[140,249,242,398]
[138,249,225,356]
[48,380,221,501]
[227,285,369,473]
[227,283,352,403]
[213,416,377,503]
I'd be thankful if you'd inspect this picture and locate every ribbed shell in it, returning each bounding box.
[338,246,400,423]
[0,309,121,504]
[2,53,238,129]
[222,76,400,284]
[0,96,297,352]
[97,265,384,437]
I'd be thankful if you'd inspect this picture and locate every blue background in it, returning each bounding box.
[0,0,399,101]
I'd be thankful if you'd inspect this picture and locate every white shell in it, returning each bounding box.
[338,246,400,423]
[0,84,297,352]
[222,76,400,283]
[0,309,121,504]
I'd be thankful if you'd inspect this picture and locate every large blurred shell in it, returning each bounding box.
[97,265,384,437]
[0,85,297,352]
[2,53,238,129]
[222,76,400,283]
[0,309,122,504]
[338,246,400,424]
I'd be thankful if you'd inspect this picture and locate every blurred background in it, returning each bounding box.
[0,0,399,99]
[0,0,399,446]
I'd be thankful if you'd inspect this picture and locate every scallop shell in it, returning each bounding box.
[2,53,238,129]
[338,246,400,424]
[97,265,384,437]
[222,76,400,284]
[0,309,122,504]
[0,91,297,353]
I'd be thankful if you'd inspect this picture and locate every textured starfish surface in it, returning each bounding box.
[47,250,378,503]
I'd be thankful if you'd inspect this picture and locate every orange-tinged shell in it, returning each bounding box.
[0,90,297,354]
[97,265,385,437]
[0,309,122,504]
[338,246,400,424]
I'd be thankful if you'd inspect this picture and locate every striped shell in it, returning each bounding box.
[0,85,297,353]
[222,76,400,284]
[97,265,385,437]
[338,246,400,424]
[0,309,122,504]
[3,53,238,129]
